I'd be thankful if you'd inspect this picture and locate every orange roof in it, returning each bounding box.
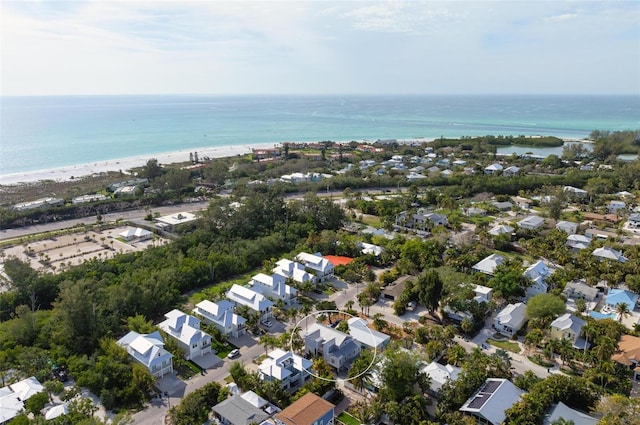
[323,255,354,266]
[276,393,334,425]
[612,335,640,366]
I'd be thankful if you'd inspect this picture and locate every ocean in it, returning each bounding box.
[1,94,638,176]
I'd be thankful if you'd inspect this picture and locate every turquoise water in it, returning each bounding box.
[1,95,638,175]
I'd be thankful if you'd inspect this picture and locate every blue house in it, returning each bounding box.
[605,289,639,311]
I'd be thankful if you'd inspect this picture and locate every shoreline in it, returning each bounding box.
[0,136,588,187]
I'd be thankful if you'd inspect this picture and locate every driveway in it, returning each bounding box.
[192,352,223,370]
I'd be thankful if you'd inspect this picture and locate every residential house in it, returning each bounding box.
[273,259,315,285]
[295,252,334,282]
[492,201,513,211]
[0,377,44,425]
[592,246,628,263]
[347,318,391,351]
[226,284,274,318]
[612,335,640,380]
[212,391,274,425]
[543,402,598,425]
[472,253,506,276]
[563,281,599,302]
[474,285,493,303]
[604,289,638,311]
[452,159,467,166]
[488,224,514,236]
[117,331,173,378]
[421,362,461,395]
[566,234,592,251]
[628,213,640,229]
[550,314,588,349]
[155,212,199,232]
[555,221,578,235]
[464,207,487,217]
[518,215,545,230]
[382,276,411,301]
[503,166,520,176]
[275,392,335,425]
[523,260,552,300]
[158,310,212,360]
[608,200,627,214]
[406,172,427,181]
[304,323,361,371]
[484,163,503,174]
[512,196,532,210]
[494,303,528,337]
[359,242,383,257]
[258,349,312,392]
[192,299,246,337]
[249,273,297,305]
[459,378,525,425]
[563,186,589,199]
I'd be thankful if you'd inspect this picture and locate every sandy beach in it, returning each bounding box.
[0,143,278,186]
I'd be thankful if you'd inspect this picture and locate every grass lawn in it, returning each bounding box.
[188,271,257,304]
[487,338,521,353]
[357,214,381,227]
[212,340,235,359]
[337,412,361,425]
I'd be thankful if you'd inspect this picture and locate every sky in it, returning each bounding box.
[1,0,639,96]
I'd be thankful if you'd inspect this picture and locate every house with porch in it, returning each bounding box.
[627,213,640,229]
[295,252,334,283]
[592,246,628,263]
[273,259,315,285]
[227,284,274,318]
[484,163,503,174]
[518,215,545,231]
[566,234,592,251]
[612,335,640,381]
[604,289,638,312]
[158,309,212,360]
[347,318,391,351]
[421,362,461,395]
[550,314,588,349]
[249,272,297,305]
[258,349,313,392]
[117,331,173,378]
[212,391,275,425]
[304,323,361,371]
[523,260,552,300]
[494,303,527,337]
[472,253,505,276]
[192,299,246,337]
[556,221,578,235]
[0,377,44,425]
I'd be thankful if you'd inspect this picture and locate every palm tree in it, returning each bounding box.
[616,302,631,323]
[558,338,574,365]
[348,350,376,394]
[372,313,387,331]
[446,345,467,367]
[344,300,355,313]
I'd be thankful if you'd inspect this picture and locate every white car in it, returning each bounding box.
[260,319,273,328]
[227,349,240,359]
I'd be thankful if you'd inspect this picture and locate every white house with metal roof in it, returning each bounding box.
[273,259,315,285]
[0,377,44,424]
[550,314,588,349]
[555,220,578,235]
[258,349,313,392]
[117,331,173,378]
[158,309,212,361]
[543,402,597,425]
[421,362,461,395]
[460,378,525,425]
[488,224,514,236]
[484,163,503,174]
[249,272,297,305]
[227,284,274,318]
[472,253,505,276]
[592,246,628,263]
[347,317,391,351]
[566,234,592,250]
[295,252,334,282]
[192,299,246,337]
[523,260,552,300]
[493,303,528,337]
[518,215,545,230]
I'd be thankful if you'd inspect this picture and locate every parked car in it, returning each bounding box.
[227,349,240,359]
[260,319,273,328]
[52,368,68,382]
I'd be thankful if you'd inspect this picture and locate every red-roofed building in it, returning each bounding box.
[323,255,354,267]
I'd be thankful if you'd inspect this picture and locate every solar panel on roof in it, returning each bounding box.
[481,380,501,394]
[467,395,487,409]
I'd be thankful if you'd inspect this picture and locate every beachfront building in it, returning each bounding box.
[295,252,334,283]
[227,284,274,318]
[258,349,312,392]
[275,393,335,425]
[13,197,64,211]
[459,379,525,425]
[304,323,361,371]
[192,300,246,337]
[157,309,212,361]
[72,194,108,204]
[249,273,297,305]
[494,303,527,337]
[117,331,173,378]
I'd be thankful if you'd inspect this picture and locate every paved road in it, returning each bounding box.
[132,340,264,425]
[0,202,210,242]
